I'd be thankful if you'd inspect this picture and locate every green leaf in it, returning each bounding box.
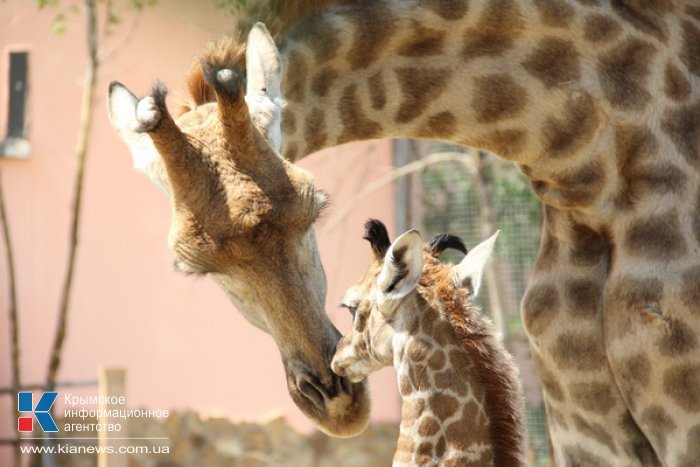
[52,13,66,36]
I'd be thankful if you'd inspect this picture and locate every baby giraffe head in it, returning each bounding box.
[107,24,370,437]
[331,220,498,382]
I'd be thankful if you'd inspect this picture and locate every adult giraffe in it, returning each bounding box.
[109,1,700,464]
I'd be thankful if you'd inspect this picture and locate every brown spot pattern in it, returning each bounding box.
[522,37,581,88]
[555,161,607,207]
[661,101,700,169]
[428,349,446,370]
[422,0,468,20]
[658,319,698,356]
[418,416,441,437]
[618,354,651,388]
[310,67,338,97]
[283,51,307,103]
[303,108,328,155]
[563,446,612,467]
[679,425,700,467]
[564,279,600,319]
[686,6,700,20]
[291,16,341,64]
[608,276,663,312]
[619,411,660,464]
[570,382,616,414]
[472,74,529,123]
[624,210,687,259]
[680,265,700,312]
[533,0,575,27]
[395,68,450,124]
[533,354,566,402]
[345,2,397,69]
[281,109,296,134]
[663,364,700,411]
[572,414,618,453]
[429,393,459,420]
[664,61,691,101]
[398,22,446,57]
[551,331,607,371]
[695,191,700,245]
[680,20,700,76]
[534,232,559,271]
[478,128,527,160]
[435,435,446,457]
[523,283,560,337]
[597,38,656,110]
[406,339,431,362]
[542,93,600,157]
[462,0,524,61]
[569,223,609,266]
[610,0,670,42]
[337,84,382,144]
[367,72,387,111]
[583,14,622,42]
[641,405,676,457]
[417,111,458,139]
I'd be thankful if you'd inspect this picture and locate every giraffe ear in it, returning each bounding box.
[455,231,499,296]
[377,230,423,302]
[107,81,169,193]
[245,22,283,152]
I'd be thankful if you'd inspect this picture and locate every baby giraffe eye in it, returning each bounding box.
[341,303,358,318]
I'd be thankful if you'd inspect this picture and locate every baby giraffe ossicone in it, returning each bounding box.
[332,220,524,466]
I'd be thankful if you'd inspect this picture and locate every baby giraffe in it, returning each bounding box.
[332,220,524,466]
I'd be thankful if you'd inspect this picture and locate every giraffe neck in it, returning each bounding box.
[390,296,523,465]
[276,0,698,228]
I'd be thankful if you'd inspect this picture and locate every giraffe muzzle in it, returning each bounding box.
[296,372,352,411]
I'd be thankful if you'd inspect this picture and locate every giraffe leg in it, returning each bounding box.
[522,210,660,466]
[604,259,700,467]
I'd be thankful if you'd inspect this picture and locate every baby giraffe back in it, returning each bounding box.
[332,220,524,466]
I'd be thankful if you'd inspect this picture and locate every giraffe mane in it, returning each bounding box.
[419,259,524,466]
[184,0,346,110]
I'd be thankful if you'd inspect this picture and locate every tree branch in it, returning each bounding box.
[46,0,99,392]
[0,170,21,467]
[320,152,469,234]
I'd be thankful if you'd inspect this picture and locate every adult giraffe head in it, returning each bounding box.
[106,23,369,437]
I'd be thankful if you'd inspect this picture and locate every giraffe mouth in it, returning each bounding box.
[286,367,370,437]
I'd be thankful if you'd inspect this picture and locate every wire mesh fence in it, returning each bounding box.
[395,140,551,466]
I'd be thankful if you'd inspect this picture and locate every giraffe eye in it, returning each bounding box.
[341,303,358,317]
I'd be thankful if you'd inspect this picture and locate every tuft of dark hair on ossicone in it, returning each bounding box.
[363,219,391,258]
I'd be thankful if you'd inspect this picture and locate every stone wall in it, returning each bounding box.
[31,412,399,467]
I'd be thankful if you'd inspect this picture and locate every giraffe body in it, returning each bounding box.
[332,221,524,466]
[270,2,700,463]
[108,1,700,461]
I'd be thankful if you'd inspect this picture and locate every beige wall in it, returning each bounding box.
[0,1,399,462]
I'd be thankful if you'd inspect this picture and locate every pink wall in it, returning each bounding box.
[0,1,399,462]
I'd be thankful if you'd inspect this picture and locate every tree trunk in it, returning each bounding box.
[0,170,21,467]
[44,2,99,465]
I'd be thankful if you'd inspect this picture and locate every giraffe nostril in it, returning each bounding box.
[297,374,328,410]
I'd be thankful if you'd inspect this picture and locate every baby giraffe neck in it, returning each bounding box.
[392,311,495,466]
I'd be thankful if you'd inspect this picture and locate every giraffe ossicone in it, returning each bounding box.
[332,220,524,466]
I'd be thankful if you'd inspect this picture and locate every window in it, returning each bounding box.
[1,50,30,158]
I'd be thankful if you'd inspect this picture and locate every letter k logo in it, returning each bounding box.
[18,392,58,432]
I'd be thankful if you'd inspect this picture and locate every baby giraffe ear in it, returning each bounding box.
[377,230,423,301]
[245,22,283,152]
[455,231,499,296]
